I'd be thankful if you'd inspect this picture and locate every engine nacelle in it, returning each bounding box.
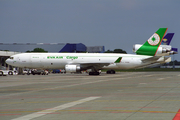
[133,44,172,56]
[156,47,171,54]
[65,65,81,73]
[133,44,142,53]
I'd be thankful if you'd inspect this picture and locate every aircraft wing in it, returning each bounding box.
[82,63,110,70]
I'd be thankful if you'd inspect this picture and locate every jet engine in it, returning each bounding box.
[133,44,171,56]
[65,64,81,73]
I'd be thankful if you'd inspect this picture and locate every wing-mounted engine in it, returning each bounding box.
[65,63,109,75]
[133,44,177,56]
[65,64,81,73]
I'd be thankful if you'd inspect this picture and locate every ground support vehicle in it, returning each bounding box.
[0,70,9,76]
[31,69,48,75]
[23,69,31,75]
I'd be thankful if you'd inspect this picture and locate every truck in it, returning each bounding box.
[0,66,13,76]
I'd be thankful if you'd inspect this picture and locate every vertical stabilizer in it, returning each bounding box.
[136,28,167,56]
[161,33,174,45]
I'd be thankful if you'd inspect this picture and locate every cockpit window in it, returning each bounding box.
[10,57,14,59]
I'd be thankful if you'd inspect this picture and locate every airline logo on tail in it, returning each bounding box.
[147,33,160,46]
[161,33,174,45]
[135,28,167,56]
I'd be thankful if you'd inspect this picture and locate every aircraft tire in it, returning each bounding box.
[89,72,100,75]
[106,70,115,74]
[111,70,115,74]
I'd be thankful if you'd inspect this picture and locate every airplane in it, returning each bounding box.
[6,28,174,75]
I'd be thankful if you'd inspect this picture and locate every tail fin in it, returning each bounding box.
[160,33,178,54]
[161,33,174,45]
[136,28,167,56]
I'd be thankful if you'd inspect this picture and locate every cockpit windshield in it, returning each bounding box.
[10,57,14,60]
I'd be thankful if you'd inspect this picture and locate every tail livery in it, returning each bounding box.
[161,33,174,45]
[161,33,178,54]
[133,28,168,56]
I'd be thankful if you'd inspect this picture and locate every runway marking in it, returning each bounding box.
[12,96,100,120]
[138,107,161,108]
[110,111,131,113]
[71,112,96,114]
[0,109,179,114]
[104,107,128,109]
[173,109,180,120]
[69,107,90,109]
[1,108,180,115]
[0,73,138,99]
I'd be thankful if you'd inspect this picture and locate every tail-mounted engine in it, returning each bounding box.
[133,44,176,56]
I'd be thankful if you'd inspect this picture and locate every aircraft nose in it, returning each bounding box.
[5,58,13,65]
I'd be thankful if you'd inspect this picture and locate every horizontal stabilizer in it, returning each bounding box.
[141,56,161,63]
[137,57,171,69]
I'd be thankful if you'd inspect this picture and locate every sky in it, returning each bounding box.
[0,0,180,60]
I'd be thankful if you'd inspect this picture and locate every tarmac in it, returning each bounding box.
[0,72,180,120]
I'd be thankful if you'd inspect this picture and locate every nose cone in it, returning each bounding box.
[5,58,13,66]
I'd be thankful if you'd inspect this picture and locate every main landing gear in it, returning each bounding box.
[106,69,116,74]
[89,72,100,75]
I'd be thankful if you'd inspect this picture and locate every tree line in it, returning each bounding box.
[26,48,47,53]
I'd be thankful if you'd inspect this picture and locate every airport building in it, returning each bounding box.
[0,43,104,53]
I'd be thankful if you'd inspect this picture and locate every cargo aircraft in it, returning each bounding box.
[6,28,175,75]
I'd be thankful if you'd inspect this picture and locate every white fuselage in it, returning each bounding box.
[6,53,156,70]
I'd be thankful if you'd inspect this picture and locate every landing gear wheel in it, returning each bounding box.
[89,72,100,75]
[106,70,116,74]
